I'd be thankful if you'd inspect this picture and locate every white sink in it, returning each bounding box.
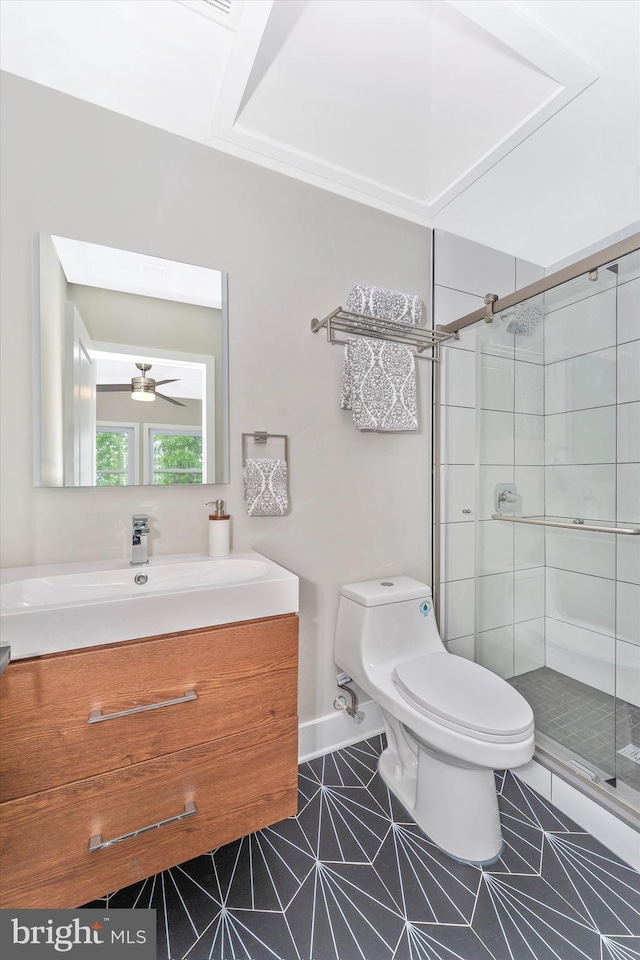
[0,551,299,659]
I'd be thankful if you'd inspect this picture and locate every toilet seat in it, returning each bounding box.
[393,652,534,743]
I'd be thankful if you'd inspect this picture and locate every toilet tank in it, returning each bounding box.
[335,577,445,681]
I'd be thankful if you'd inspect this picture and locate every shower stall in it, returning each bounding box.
[434,233,640,823]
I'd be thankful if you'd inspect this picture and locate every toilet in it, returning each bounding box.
[335,577,535,864]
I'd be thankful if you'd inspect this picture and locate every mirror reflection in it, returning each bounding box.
[36,235,229,486]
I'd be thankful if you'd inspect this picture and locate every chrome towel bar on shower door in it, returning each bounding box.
[491,515,640,535]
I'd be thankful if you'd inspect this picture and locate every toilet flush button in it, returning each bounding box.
[380,581,394,586]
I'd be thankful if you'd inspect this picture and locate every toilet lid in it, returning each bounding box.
[393,653,533,738]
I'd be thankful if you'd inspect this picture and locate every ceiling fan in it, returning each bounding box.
[97,363,186,406]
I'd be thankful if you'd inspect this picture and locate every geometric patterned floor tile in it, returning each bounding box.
[84,734,640,960]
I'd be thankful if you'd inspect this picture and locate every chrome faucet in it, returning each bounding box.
[131,515,150,566]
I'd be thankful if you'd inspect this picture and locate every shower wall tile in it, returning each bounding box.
[442,521,475,582]
[617,339,640,403]
[514,465,545,516]
[516,259,544,289]
[477,625,514,678]
[477,519,514,576]
[514,523,545,570]
[544,287,617,363]
[616,639,640,707]
[513,321,545,366]
[514,617,545,674]
[515,414,544,465]
[434,231,516,298]
[442,577,475,641]
[616,580,640,645]
[618,536,640,585]
[617,401,640,462]
[443,347,476,407]
[617,463,640,523]
[433,287,481,348]
[445,635,475,660]
[479,410,514,465]
[477,325,516,359]
[546,568,616,638]
[545,526,616,580]
[478,464,515,519]
[543,269,617,313]
[544,407,616,465]
[545,617,615,695]
[617,276,640,344]
[479,353,514,411]
[477,572,514,632]
[545,464,616,521]
[618,250,640,283]
[434,285,484,325]
[442,465,475,522]
[514,360,544,415]
[515,567,545,623]
[444,406,476,464]
[544,347,616,414]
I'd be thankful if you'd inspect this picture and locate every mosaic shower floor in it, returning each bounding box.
[86,735,640,959]
[510,666,640,796]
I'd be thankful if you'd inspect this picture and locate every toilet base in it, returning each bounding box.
[379,718,504,865]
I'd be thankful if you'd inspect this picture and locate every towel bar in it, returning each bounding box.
[491,514,640,535]
[311,307,456,359]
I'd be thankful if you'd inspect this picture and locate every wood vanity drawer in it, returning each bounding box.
[0,615,298,801]
[0,716,298,909]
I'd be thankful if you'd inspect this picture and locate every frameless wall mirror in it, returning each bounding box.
[35,235,229,487]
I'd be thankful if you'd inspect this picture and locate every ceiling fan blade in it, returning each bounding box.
[156,393,186,407]
[153,379,180,386]
[97,384,131,392]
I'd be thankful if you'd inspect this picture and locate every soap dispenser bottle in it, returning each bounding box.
[206,500,231,557]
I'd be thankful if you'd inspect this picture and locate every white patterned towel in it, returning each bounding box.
[340,284,422,430]
[345,284,423,326]
[341,338,418,431]
[243,458,289,516]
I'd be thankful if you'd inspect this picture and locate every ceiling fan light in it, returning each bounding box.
[131,384,156,402]
[131,372,156,401]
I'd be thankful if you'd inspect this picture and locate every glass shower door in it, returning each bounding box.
[474,249,639,815]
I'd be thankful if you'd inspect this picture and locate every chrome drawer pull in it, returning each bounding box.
[88,801,197,853]
[87,688,197,723]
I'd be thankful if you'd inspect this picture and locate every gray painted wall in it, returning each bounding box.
[0,72,432,724]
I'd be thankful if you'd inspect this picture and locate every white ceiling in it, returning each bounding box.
[51,235,223,308]
[1,0,639,265]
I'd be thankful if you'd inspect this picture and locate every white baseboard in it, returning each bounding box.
[298,699,384,764]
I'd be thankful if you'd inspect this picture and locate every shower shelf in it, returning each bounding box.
[491,514,640,536]
[310,307,455,359]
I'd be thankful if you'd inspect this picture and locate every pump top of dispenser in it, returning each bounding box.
[206,499,230,520]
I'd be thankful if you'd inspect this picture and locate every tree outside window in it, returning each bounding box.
[149,428,202,484]
[96,426,134,485]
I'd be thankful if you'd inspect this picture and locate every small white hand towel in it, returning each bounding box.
[244,458,289,516]
[342,337,418,431]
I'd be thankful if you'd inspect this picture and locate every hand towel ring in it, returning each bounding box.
[241,431,289,468]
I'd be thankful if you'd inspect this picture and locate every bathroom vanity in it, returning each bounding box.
[0,553,299,908]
